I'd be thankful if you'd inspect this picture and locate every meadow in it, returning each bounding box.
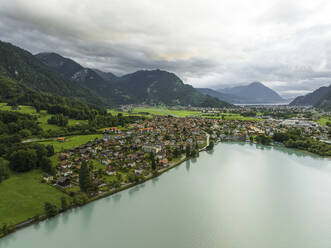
[317,117,331,126]
[0,170,67,226]
[0,103,89,132]
[39,134,103,153]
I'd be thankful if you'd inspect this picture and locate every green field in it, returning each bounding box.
[39,134,103,153]
[108,109,151,118]
[0,103,37,115]
[317,117,331,126]
[117,107,258,120]
[0,103,89,131]
[131,107,168,116]
[0,170,67,226]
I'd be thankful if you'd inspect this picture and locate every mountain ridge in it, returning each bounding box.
[35,52,232,107]
[290,84,331,111]
[216,81,285,104]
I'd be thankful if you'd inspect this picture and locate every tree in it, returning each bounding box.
[0,158,9,183]
[1,224,9,235]
[185,145,191,157]
[47,114,68,127]
[9,149,37,172]
[256,134,272,145]
[191,149,199,158]
[46,144,54,157]
[173,147,181,158]
[79,161,90,192]
[206,140,214,150]
[40,156,54,174]
[151,154,156,170]
[61,197,69,210]
[44,202,58,217]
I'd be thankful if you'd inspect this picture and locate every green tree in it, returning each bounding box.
[9,149,37,172]
[1,224,9,235]
[46,144,54,157]
[151,154,156,170]
[0,158,9,183]
[40,156,54,174]
[44,202,58,217]
[61,197,69,210]
[206,140,214,150]
[185,145,191,157]
[79,161,91,192]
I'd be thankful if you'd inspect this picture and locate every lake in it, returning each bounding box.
[1,142,331,248]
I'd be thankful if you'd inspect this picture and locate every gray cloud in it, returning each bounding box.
[1,0,331,98]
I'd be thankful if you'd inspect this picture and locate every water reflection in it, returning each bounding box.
[33,222,41,231]
[61,210,70,225]
[206,149,214,155]
[44,216,59,233]
[128,186,140,195]
[81,204,94,229]
[186,160,190,171]
[152,177,159,185]
[112,193,122,203]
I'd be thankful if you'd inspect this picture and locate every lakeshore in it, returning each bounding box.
[1,142,331,248]
[0,133,209,239]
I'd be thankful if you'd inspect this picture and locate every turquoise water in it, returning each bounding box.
[1,143,331,248]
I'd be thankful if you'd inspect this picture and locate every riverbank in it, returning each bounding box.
[3,142,331,248]
[2,136,327,239]
[0,136,210,239]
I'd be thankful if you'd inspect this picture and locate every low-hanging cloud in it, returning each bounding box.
[1,0,331,98]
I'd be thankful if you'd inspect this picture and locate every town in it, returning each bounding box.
[50,107,331,197]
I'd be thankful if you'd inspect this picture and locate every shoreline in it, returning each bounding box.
[1,138,328,239]
[0,143,207,239]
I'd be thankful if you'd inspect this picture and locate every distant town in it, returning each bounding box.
[48,105,330,198]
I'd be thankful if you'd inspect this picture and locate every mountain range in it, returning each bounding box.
[2,40,330,111]
[34,51,231,107]
[290,84,331,111]
[0,40,231,108]
[0,41,106,107]
[198,82,286,104]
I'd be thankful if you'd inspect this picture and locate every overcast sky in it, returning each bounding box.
[1,0,331,98]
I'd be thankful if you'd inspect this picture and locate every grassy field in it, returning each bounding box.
[165,109,202,117]
[0,170,67,226]
[39,134,103,153]
[0,103,37,115]
[317,117,331,126]
[0,103,89,131]
[131,107,168,116]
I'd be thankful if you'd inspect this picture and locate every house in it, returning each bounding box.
[134,169,143,175]
[103,134,112,142]
[159,158,169,167]
[111,127,122,133]
[142,144,162,154]
[57,177,70,187]
[56,137,66,142]
[106,165,116,175]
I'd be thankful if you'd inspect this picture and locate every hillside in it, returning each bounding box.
[217,82,285,104]
[290,85,331,111]
[0,41,106,107]
[316,87,331,111]
[197,88,244,103]
[35,52,231,107]
[115,69,232,107]
[35,52,128,104]
[290,85,330,106]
